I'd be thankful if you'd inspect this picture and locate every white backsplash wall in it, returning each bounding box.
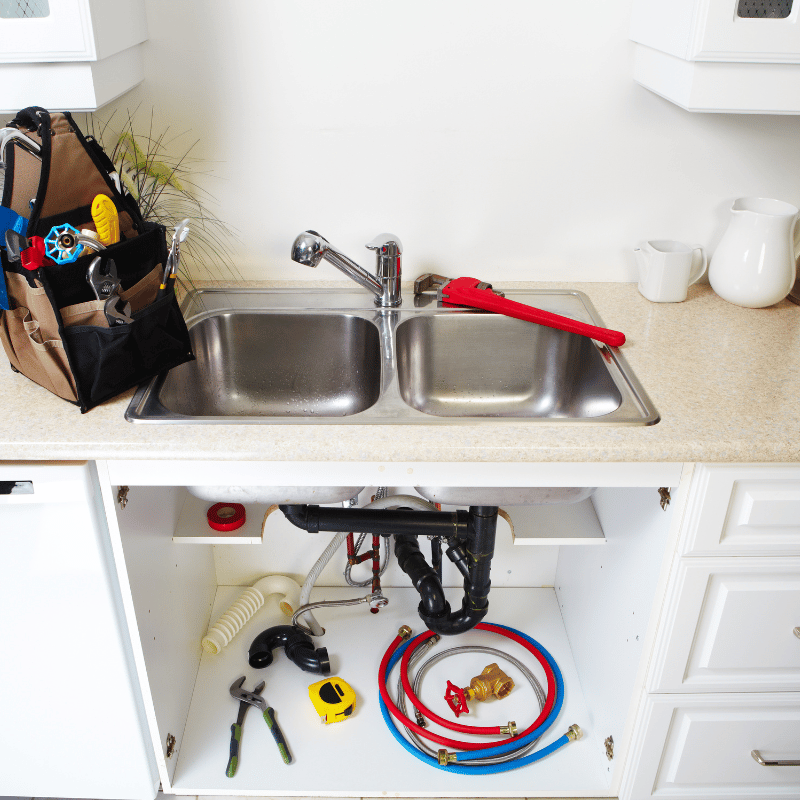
[93,0,800,283]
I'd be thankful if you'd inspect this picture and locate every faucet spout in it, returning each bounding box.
[291,230,402,307]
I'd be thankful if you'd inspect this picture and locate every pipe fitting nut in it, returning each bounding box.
[437,749,457,766]
[567,723,583,742]
[398,625,412,641]
[500,721,517,736]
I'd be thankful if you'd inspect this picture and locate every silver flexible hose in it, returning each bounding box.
[396,644,546,765]
[299,491,437,635]
[291,593,388,636]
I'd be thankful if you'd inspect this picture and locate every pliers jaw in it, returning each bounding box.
[229,676,266,711]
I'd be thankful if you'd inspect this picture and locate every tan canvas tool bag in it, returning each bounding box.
[0,107,193,412]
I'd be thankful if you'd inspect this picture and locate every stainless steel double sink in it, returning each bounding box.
[125,287,659,425]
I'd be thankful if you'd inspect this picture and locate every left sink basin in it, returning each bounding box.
[141,311,382,419]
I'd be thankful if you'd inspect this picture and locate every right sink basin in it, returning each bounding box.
[395,313,623,419]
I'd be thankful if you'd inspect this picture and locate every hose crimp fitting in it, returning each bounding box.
[437,749,457,766]
[398,625,412,641]
[500,721,517,736]
[567,723,583,741]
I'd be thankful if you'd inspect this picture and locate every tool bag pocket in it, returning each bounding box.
[0,274,79,402]
[62,292,192,410]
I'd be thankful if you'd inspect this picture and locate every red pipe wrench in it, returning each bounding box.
[414,274,626,348]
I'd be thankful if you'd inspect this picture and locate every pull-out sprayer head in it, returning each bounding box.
[291,230,328,267]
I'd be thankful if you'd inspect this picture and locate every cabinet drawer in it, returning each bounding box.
[622,693,800,800]
[649,558,800,693]
[683,465,800,556]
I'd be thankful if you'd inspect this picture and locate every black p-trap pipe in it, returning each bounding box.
[279,503,498,636]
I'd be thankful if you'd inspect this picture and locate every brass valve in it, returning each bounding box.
[445,663,515,717]
[465,663,515,702]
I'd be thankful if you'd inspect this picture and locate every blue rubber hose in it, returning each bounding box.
[378,624,575,774]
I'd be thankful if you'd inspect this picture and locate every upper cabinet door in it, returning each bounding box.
[631,0,800,62]
[695,0,800,61]
[0,0,147,63]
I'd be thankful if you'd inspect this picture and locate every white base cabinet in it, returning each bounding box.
[620,464,800,800]
[0,461,158,800]
[96,460,685,798]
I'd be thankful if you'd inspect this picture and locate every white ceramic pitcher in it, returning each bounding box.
[709,197,799,308]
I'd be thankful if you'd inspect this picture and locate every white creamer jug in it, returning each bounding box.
[634,240,706,303]
[709,197,798,308]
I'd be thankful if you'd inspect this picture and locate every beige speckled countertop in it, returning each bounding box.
[1,281,798,464]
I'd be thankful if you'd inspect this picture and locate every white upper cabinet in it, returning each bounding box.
[0,0,147,112]
[630,0,800,113]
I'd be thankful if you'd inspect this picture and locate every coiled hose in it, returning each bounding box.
[378,622,581,774]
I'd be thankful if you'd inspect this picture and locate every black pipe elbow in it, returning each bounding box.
[394,534,450,618]
[248,625,330,674]
[280,504,318,533]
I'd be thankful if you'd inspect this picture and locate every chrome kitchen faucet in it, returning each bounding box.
[291,231,402,307]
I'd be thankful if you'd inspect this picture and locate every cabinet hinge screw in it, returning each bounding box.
[166,733,176,758]
[604,735,614,760]
[117,485,130,509]
[658,487,671,510]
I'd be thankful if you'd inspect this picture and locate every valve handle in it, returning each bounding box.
[444,680,469,718]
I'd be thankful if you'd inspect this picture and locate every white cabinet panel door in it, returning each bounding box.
[623,693,800,800]
[683,465,800,556]
[649,557,800,692]
[0,462,158,799]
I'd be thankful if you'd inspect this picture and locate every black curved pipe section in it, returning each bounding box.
[248,625,330,674]
[394,534,451,619]
[280,504,468,538]
[278,503,498,636]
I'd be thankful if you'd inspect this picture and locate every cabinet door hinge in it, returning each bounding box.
[604,735,614,760]
[658,487,671,510]
[117,485,130,509]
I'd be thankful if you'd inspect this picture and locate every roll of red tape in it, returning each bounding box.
[207,502,246,532]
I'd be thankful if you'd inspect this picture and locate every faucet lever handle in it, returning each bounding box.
[365,233,403,255]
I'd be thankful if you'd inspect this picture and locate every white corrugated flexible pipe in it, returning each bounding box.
[297,492,438,635]
[201,574,301,655]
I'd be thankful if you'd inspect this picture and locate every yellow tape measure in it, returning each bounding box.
[308,677,356,724]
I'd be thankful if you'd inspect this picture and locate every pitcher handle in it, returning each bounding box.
[689,245,707,285]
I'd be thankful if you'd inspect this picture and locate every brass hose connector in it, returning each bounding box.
[398,625,412,641]
[437,749,457,765]
[566,723,583,742]
[500,721,517,736]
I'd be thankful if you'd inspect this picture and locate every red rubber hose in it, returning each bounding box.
[379,623,557,751]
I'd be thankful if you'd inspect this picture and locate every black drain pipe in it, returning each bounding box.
[279,503,498,636]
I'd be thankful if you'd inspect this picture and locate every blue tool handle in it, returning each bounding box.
[263,707,292,764]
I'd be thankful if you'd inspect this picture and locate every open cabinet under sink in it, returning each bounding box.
[97,460,684,798]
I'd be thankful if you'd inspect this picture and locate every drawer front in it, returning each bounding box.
[683,465,800,556]
[649,558,800,693]
[622,693,800,800]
